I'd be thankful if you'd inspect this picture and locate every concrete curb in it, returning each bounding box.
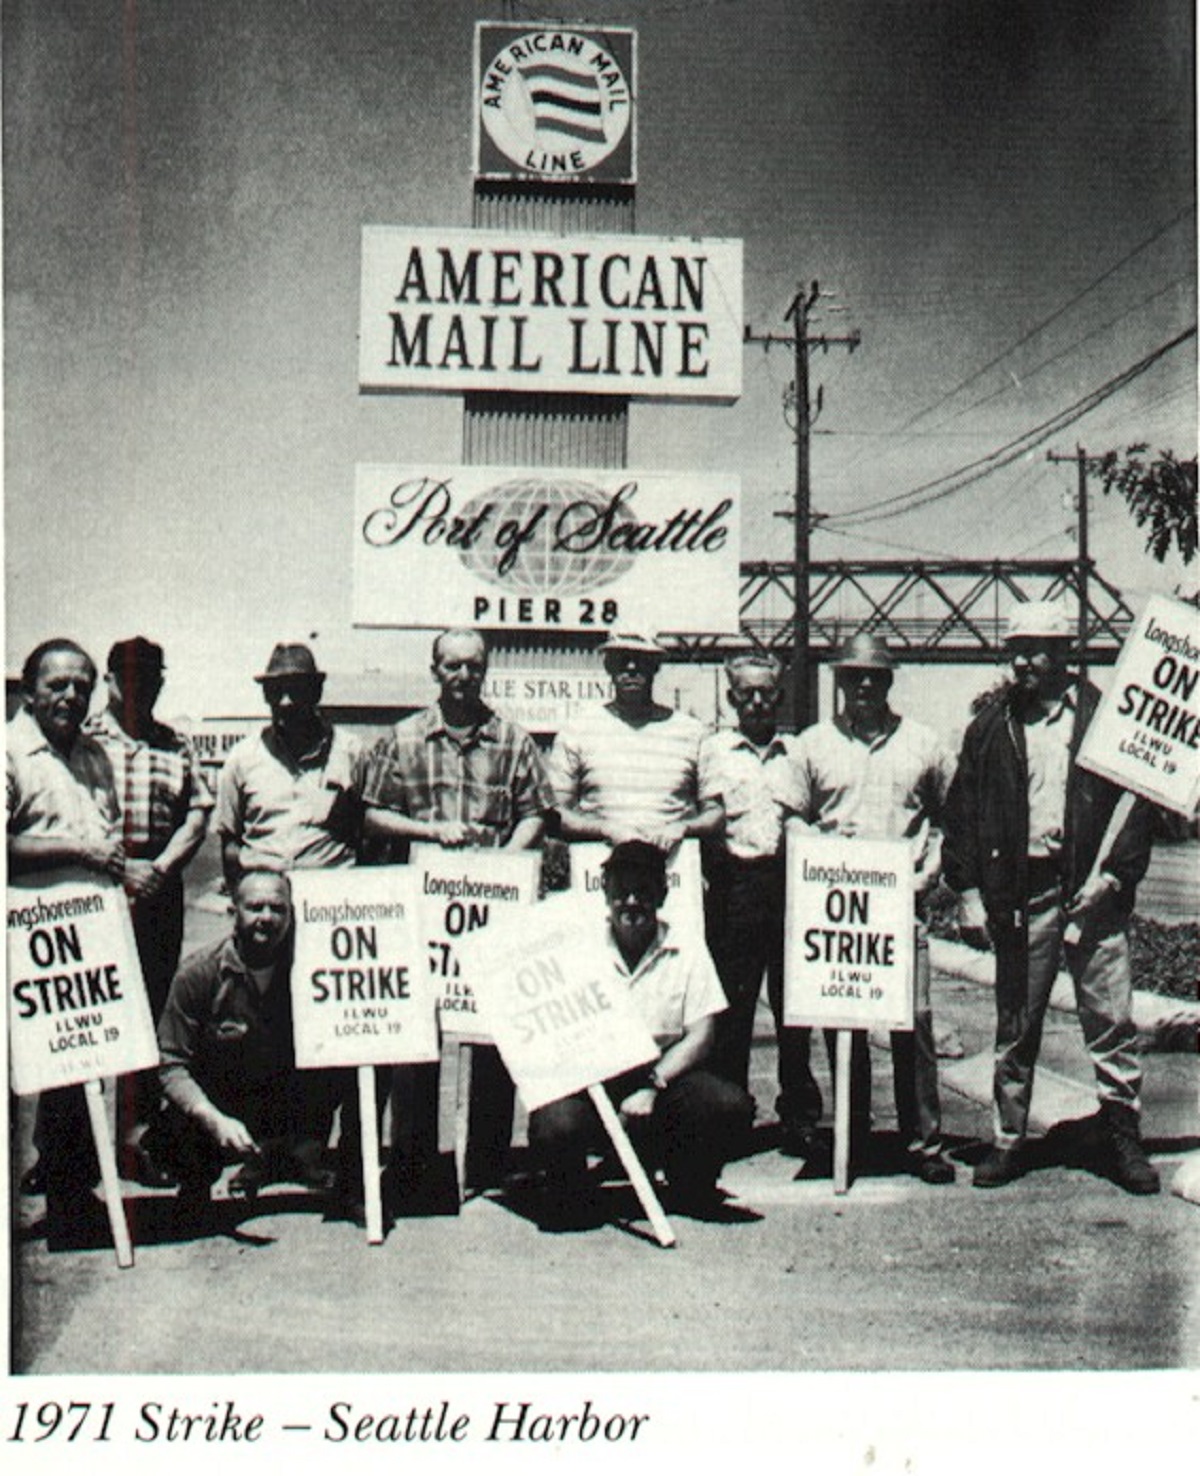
[930,938,1200,1046]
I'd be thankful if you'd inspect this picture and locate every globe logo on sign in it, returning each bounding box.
[458,478,636,595]
[479,31,632,179]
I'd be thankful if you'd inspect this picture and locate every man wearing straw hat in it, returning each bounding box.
[943,599,1159,1193]
[548,631,710,850]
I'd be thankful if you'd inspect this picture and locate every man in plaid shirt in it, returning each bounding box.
[86,637,213,1185]
[363,628,554,1205]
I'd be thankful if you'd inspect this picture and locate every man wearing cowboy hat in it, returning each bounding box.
[790,632,957,1184]
[944,600,1160,1193]
[215,642,367,888]
[548,631,711,850]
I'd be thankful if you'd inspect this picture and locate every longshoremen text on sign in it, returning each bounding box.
[474,23,636,184]
[290,868,439,1069]
[1076,593,1200,815]
[7,877,158,1095]
[353,464,741,633]
[412,845,540,1042]
[783,828,916,1032]
[359,226,743,400]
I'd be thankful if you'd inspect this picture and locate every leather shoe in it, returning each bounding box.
[119,1142,178,1190]
[779,1125,828,1166]
[973,1145,1024,1188]
[911,1153,956,1185]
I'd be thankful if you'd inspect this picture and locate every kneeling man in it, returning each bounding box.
[527,841,754,1229]
[157,868,335,1224]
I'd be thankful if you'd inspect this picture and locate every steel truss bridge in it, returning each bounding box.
[659,558,1136,665]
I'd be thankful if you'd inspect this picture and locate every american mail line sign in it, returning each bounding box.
[359,226,743,401]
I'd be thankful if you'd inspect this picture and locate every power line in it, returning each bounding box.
[892,207,1192,435]
[936,274,1194,424]
[827,325,1197,528]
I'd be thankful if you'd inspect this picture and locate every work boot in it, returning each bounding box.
[1101,1102,1160,1196]
[972,1144,1024,1188]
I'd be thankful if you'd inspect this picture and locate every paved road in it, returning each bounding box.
[12,955,1198,1374]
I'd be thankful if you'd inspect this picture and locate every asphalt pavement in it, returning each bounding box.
[11,894,1198,1374]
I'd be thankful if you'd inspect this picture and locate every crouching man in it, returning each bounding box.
[157,867,336,1227]
[527,841,755,1230]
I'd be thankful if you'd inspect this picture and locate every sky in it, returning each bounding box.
[3,0,1196,724]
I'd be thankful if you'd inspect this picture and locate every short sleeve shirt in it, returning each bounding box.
[698,727,801,859]
[362,705,553,847]
[84,709,213,860]
[7,708,120,847]
[216,723,365,871]
[791,712,954,883]
[609,919,727,1047]
[549,705,705,837]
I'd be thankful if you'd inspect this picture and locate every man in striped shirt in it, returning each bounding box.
[790,634,956,1184]
[548,631,710,850]
[85,637,213,1186]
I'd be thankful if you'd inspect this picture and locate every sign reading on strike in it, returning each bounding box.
[411,844,540,1041]
[783,828,915,1032]
[569,838,704,938]
[6,878,157,1095]
[290,868,438,1069]
[1076,593,1200,815]
[458,894,658,1111]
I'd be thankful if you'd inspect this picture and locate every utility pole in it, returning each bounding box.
[746,283,860,729]
[1047,445,1093,691]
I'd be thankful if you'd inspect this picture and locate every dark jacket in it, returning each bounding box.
[942,681,1155,930]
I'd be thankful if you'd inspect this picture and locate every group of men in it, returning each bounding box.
[8,599,1161,1247]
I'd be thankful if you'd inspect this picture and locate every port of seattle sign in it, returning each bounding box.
[353,463,740,633]
[475,23,635,184]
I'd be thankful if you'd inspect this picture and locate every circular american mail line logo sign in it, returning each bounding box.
[479,30,632,179]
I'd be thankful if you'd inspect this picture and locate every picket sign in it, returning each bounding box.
[6,874,157,1267]
[783,827,917,1194]
[458,892,675,1245]
[410,845,540,1200]
[290,867,437,1244]
[1067,594,1200,945]
[568,839,704,938]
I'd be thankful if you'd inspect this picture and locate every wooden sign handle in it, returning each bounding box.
[84,1079,133,1268]
[358,1065,384,1244]
[587,1085,676,1248]
[833,1030,852,1196]
[1063,791,1137,947]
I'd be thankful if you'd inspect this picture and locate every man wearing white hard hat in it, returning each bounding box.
[943,599,1160,1194]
